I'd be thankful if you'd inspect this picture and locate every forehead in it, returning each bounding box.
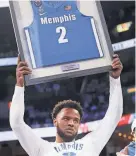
[57,108,80,119]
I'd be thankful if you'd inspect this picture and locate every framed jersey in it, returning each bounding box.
[9,0,113,86]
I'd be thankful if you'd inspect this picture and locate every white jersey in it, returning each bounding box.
[10,76,123,156]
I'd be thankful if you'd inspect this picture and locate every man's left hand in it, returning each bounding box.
[110,54,123,79]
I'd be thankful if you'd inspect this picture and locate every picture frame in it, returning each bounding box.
[9,0,114,86]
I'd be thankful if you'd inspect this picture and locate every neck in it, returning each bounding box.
[55,134,64,143]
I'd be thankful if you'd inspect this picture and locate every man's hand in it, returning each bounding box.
[110,54,123,79]
[16,56,32,87]
[116,152,129,156]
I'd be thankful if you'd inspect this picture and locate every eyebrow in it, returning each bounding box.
[63,116,80,120]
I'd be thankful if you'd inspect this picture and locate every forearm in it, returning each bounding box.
[105,76,123,124]
[10,86,25,128]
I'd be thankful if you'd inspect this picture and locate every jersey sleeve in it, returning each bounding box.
[10,86,51,156]
[81,76,123,155]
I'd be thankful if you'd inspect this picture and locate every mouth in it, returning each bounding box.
[65,128,74,133]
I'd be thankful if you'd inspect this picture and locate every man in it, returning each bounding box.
[116,119,136,156]
[10,54,123,156]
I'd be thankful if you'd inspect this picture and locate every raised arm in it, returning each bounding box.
[10,57,50,156]
[82,54,123,155]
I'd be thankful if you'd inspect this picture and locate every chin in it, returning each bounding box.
[65,134,75,138]
[64,133,77,141]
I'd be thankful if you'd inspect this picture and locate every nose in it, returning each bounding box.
[68,119,74,127]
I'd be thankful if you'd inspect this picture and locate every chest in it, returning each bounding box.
[43,142,96,156]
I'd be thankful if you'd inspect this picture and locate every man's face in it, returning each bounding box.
[54,108,81,142]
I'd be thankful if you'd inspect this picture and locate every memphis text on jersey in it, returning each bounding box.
[54,142,84,153]
[40,14,76,24]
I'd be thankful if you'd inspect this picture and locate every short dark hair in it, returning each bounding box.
[52,100,83,120]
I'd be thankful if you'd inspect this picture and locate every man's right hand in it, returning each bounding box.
[16,56,32,87]
[116,152,129,156]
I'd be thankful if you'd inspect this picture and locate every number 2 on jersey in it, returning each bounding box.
[56,27,68,44]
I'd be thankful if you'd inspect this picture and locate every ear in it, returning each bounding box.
[53,118,57,127]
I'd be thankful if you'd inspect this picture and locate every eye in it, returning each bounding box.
[74,119,79,124]
[63,117,69,121]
